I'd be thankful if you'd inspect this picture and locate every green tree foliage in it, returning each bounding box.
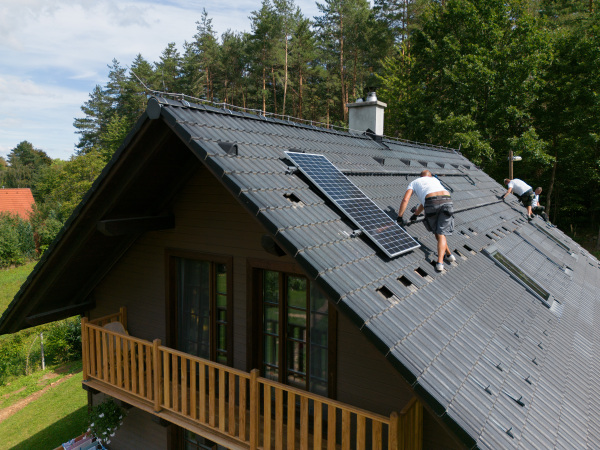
[0,213,35,267]
[64,1,600,231]
[34,151,105,224]
[534,6,600,222]
[1,141,52,192]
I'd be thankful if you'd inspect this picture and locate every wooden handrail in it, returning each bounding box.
[82,314,422,450]
[259,377,391,425]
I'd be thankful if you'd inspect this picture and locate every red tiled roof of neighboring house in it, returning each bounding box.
[0,188,35,219]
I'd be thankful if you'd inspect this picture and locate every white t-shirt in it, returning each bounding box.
[407,176,446,205]
[532,194,539,208]
[507,179,532,196]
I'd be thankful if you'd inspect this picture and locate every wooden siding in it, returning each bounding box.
[92,165,297,370]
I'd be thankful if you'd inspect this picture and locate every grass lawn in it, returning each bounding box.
[0,260,37,314]
[0,361,82,411]
[0,362,88,450]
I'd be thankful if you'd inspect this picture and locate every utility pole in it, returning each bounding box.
[509,149,514,179]
[40,332,45,370]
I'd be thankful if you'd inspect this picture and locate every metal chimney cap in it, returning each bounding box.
[366,92,377,102]
[356,98,364,103]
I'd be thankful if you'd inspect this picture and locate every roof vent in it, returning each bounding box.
[218,141,238,156]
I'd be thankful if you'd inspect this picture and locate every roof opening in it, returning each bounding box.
[377,285,396,300]
[415,267,433,280]
[468,227,478,235]
[454,248,467,260]
[463,244,476,255]
[400,159,411,166]
[418,160,428,167]
[283,192,303,205]
[460,230,470,238]
[373,157,385,165]
[398,275,417,292]
[486,234,495,241]
[501,226,510,233]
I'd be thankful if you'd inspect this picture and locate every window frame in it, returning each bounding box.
[248,259,337,398]
[166,249,234,366]
[484,245,553,307]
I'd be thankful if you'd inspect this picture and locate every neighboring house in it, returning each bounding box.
[0,188,35,219]
[1,95,599,450]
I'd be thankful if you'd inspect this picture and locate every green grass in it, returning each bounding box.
[0,364,87,450]
[0,260,37,314]
[0,361,82,411]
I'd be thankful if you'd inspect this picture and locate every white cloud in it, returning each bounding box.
[0,0,322,159]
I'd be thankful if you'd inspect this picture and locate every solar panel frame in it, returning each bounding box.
[285,151,420,257]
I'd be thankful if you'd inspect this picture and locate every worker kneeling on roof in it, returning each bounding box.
[397,170,455,272]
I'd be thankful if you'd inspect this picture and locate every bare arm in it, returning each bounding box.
[502,187,513,199]
[398,190,413,217]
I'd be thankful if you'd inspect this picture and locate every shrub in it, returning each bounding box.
[44,317,82,365]
[0,213,35,267]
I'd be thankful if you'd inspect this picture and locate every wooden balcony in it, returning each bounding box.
[81,309,423,449]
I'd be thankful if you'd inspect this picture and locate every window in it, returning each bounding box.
[485,247,552,305]
[259,269,329,396]
[169,253,232,365]
[533,223,571,252]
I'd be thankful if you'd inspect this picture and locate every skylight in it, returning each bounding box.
[533,223,570,252]
[485,246,552,307]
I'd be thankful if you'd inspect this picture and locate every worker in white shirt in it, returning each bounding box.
[531,187,548,221]
[501,178,534,220]
[398,170,455,272]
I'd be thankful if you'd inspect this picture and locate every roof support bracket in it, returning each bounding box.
[26,299,95,326]
[97,213,175,236]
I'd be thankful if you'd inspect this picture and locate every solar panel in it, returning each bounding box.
[285,151,420,257]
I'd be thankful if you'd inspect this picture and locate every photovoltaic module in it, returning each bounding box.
[285,151,420,258]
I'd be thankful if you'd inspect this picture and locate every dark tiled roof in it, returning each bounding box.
[150,97,600,448]
[4,96,600,448]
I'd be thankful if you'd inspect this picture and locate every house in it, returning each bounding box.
[1,94,599,449]
[0,188,35,219]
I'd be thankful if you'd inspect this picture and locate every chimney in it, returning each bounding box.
[347,92,387,136]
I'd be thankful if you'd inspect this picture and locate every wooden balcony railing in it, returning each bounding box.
[82,309,422,449]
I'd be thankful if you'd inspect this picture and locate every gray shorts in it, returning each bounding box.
[424,196,454,235]
[519,190,534,207]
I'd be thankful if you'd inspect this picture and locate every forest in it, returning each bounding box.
[1,0,600,265]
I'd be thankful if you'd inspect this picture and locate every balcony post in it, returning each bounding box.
[249,369,260,450]
[153,339,162,413]
[120,306,127,330]
[81,317,89,381]
[399,398,423,450]
[389,411,399,450]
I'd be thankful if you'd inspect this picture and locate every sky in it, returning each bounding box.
[0,0,322,161]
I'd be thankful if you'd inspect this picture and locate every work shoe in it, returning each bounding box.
[527,214,533,221]
[444,254,456,263]
[435,263,444,272]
